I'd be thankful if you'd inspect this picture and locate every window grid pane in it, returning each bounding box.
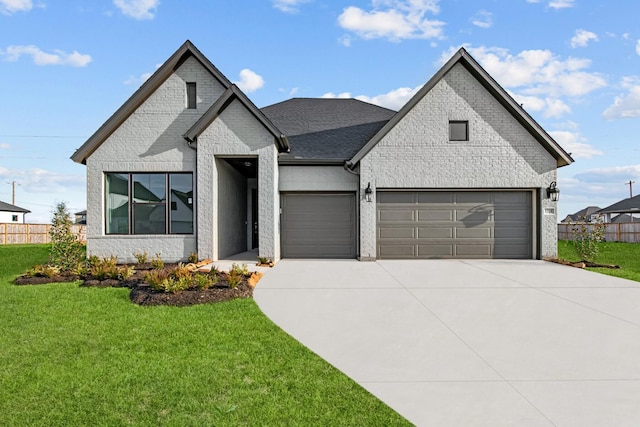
[449,121,468,141]
[105,173,130,234]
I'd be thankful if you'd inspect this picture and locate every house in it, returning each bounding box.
[560,206,601,223]
[0,201,30,223]
[75,210,87,225]
[71,41,573,263]
[596,195,640,223]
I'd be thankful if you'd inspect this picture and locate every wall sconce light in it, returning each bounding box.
[365,182,373,202]
[546,181,560,201]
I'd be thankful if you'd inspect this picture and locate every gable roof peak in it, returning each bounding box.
[347,46,574,169]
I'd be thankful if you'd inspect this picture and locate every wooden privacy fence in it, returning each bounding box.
[558,222,640,243]
[0,223,87,245]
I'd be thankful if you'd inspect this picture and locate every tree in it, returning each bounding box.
[49,202,84,271]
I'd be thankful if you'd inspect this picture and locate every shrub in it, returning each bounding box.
[257,256,271,265]
[144,269,169,290]
[227,271,242,289]
[25,264,60,278]
[89,256,129,280]
[170,263,192,281]
[188,252,199,264]
[49,202,84,272]
[151,253,164,270]
[133,251,149,264]
[571,216,605,262]
[230,263,249,277]
[194,273,217,290]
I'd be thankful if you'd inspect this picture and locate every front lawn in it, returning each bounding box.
[558,240,640,282]
[0,244,409,426]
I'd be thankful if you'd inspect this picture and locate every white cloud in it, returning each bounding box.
[526,0,574,9]
[603,77,640,120]
[113,0,158,20]
[0,0,33,14]
[548,130,603,158]
[470,10,492,29]
[636,40,640,56]
[440,45,606,118]
[338,0,445,42]
[570,29,598,48]
[323,85,420,110]
[0,45,92,67]
[272,0,310,13]
[0,143,11,149]
[574,165,640,184]
[234,69,264,93]
[124,72,152,86]
[549,0,574,9]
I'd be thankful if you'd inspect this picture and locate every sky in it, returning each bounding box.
[1,0,639,223]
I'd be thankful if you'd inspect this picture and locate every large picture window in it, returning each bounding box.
[105,173,193,235]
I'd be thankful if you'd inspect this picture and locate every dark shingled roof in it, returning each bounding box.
[597,194,640,214]
[0,201,30,213]
[561,206,601,223]
[261,98,396,162]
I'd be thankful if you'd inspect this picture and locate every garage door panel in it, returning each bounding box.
[282,193,356,258]
[379,227,415,239]
[455,192,491,203]
[417,244,453,257]
[456,244,492,256]
[379,244,416,257]
[379,209,414,222]
[417,192,453,203]
[456,227,492,239]
[378,191,532,259]
[417,210,453,221]
[418,227,453,239]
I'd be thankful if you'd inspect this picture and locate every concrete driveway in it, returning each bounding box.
[254,259,640,427]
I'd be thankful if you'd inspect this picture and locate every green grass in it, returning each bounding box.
[558,240,640,282]
[0,245,409,426]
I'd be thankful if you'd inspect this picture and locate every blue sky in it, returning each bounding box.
[1,0,639,222]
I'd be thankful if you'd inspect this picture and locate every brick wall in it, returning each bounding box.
[359,63,558,259]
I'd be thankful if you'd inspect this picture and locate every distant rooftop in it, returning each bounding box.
[0,201,30,213]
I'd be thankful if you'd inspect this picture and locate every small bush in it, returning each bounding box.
[171,263,193,280]
[90,256,127,280]
[230,263,249,277]
[151,253,164,270]
[188,252,198,264]
[144,269,169,290]
[25,264,60,278]
[572,217,605,262]
[133,251,149,264]
[116,265,135,280]
[227,271,242,289]
[257,256,271,265]
[194,273,217,290]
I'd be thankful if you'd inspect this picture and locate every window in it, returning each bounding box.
[449,120,468,141]
[11,215,18,222]
[186,82,197,109]
[105,173,193,235]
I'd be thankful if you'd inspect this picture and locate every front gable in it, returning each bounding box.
[348,48,573,171]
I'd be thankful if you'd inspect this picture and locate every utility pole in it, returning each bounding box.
[625,180,635,199]
[6,181,18,205]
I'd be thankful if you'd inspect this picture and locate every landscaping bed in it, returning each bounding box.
[14,261,260,307]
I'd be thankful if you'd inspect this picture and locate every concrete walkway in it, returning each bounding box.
[254,259,640,426]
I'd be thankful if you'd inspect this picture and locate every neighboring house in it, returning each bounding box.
[561,206,601,223]
[75,210,87,224]
[0,201,30,223]
[71,41,573,263]
[596,195,640,223]
[610,213,633,223]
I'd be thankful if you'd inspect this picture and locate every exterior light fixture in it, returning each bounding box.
[365,182,373,202]
[546,181,560,201]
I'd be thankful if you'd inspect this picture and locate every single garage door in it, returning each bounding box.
[281,193,356,258]
[377,191,532,259]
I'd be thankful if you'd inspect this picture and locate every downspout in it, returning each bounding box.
[344,160,362,260]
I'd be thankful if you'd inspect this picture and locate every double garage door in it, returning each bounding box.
[377,191,532,259]
[281,193,356,258]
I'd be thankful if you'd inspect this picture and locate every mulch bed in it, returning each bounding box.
[13,264,254,307]
[545,258,620,269]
